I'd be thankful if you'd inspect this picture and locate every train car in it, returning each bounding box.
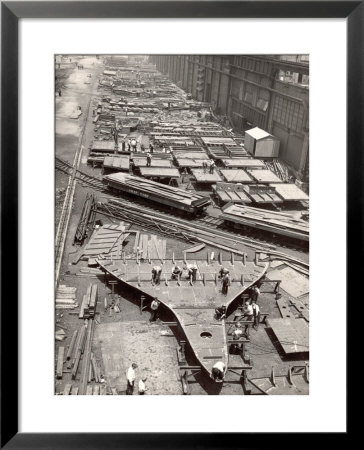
[103,172,211,215]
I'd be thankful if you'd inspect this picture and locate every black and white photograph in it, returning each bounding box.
[55,54,309,396]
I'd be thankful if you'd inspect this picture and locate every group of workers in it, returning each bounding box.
[202,159,216,174]
[151,263,199,285]
[126,363,148,395]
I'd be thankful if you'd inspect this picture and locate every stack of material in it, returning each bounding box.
[247,168,283,184]
[221,158,266,169]
[72,223,128,264]
[79,284,98,319]
[104,173,211,212]
[136,233,167,261]
[270,183,309,202]
[224,145,248,158]
[243,184,283,204]
[201,136,237,147]
[212,182,252,204]
[206,145,227,160]
[56,285,78,309]
[74,193,96,245]
[265,159,290,182]
[103,155,130,172]
[132,157,172,168]
[90,141,117,153]
[220,204,309,242]
[220,169,253,184]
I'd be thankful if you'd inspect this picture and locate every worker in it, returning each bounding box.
[126,363,138,395]
[171,264,183,279]
[241,300,254,337]
[221,272,230,295]
[202,161,208,174]
[149,143,154,153]
[251,299,261,330]
[140,143,145,152]
[150,297,160,322]
[209,160,215,174]
[131,138,137,152]
[138,376,148,395]
[146,152,152,167]
[162,145,166,153]
[184,263,198,281]
[251,285,260,303]
[230,322,244,354]
[151,265,162,285]
[127,139,131,151]
[218,267,229,279]
[211,361,226,382]
[215,305,227,321]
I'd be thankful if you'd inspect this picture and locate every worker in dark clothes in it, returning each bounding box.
[202,161,208,173]
[151,265,162,285]
[184,263,198,281]
[150,298,160,321]
[251,285,260,303]
[221,272,230,295]
[211,361,225,382]
[218,267,229,279]
[149,143,154,153]
[171,264,182,279]
[215,305,227,321]
[146,152,152,167]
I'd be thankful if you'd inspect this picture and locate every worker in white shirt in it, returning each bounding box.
[131,138,137,152]
[151,265,162,285]
[218,267,229,279]
[150,297,160,322]
[211,361,226,382]
[126,363,138,395]
[241,300,254,337]
[138,376,148,395]
[146,152,152,167]
[251,299,261,330]
[231,323,244,354]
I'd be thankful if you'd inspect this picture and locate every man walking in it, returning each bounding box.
[126,363,138,395]
[221,272,231,295]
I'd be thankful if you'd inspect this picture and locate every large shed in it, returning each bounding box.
[245,127,280,158]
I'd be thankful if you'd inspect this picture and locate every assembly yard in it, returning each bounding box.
[55,55,309,396]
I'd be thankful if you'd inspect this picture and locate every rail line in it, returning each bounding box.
[55,156,308,256]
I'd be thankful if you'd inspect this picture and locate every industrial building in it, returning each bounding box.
[150,55,309,183]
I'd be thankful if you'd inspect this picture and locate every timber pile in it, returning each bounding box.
[56,285,78,309]
[79,284,98,319]
[265,159,290,182]
[72,223,128,264]
[136,233,167,261]
[212,182,252,204]
[74,193,96,245]
[224,145,248,158]
[221,204,309,242]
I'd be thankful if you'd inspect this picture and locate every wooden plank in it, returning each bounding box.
[63,383,72,395]
[66,330,78,361]
[56,346,65,379]
[86,385,93,395]
[71,386,79,395]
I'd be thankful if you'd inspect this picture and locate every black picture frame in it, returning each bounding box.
[1,1,358,447]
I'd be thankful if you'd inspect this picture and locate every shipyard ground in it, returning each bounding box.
[55,56,309,395]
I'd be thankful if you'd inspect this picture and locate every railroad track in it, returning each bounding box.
[55,156,308,255]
